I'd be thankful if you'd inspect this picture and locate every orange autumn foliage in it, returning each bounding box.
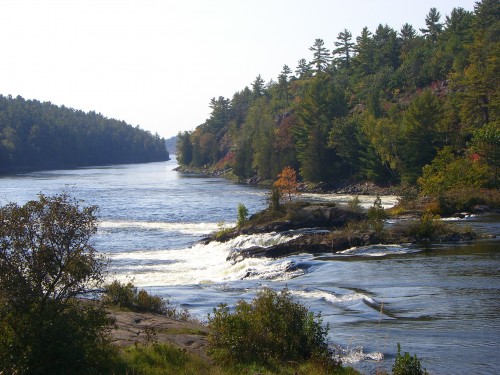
[273,166,300,202]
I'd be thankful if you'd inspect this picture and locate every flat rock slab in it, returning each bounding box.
[109,310,209,359]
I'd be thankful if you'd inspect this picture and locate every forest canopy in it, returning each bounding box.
[0,95,169,173]
[177,0,499,193]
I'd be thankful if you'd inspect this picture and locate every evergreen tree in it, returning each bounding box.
[399,23,418,56]
[373,24,400,69]
[308,38,331,73]
[295,58,312,79]
[420,7,444,42]
[333,29,355,69]
[353,27,375,76]
[400,90,444,183]
[252,74,266,99]
[277,65,292,103]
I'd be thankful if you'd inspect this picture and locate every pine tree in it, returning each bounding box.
[308,38,331,73]
[354,27,375,76]
[420,7,443,42]
[333,29,355,69]
[295,58,312,78]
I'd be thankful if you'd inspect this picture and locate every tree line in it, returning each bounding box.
[177,1,498,195]
[0,95,169,173]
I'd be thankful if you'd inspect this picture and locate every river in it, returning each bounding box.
[0,159,498,375]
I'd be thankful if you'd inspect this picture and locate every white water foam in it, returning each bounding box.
[334,345,384,363]
[300,193,399,209]
[338,244,415,257]
[99,220,220,235]
[291,289,375,305]
[108,232,302,286]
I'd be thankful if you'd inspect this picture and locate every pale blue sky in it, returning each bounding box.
[1,0,478,138]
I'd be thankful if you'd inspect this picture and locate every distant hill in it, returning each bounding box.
[165,135,177,156]
[0,95,170,174]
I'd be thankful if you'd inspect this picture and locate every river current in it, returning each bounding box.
[0,160,498,375]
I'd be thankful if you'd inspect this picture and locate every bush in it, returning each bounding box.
[207,288,337,370]
[392,343,427,375]
[0,193,113,374]
[102,280,190,320]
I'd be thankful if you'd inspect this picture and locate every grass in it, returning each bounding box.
[108,342,360,375]
[111,343,218,375]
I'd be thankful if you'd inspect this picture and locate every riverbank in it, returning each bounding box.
[173,165,399,196]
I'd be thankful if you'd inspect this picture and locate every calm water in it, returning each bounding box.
[1,160,499,375]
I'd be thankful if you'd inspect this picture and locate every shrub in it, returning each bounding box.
[403,213,449,239]
[103,280,190,320]
[392,343,427,375]
[207,288,337,370]
[0,193,113,374]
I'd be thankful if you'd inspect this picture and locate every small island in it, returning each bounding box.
[204,194,494,263]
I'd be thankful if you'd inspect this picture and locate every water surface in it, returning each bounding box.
[1,160,498,374]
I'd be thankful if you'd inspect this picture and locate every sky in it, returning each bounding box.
[1,0,478,139]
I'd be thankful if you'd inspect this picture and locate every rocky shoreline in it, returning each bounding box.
[174,165,399,196]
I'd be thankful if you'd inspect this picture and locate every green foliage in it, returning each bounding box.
[392,343,428,375]
[207,288,337,371]
[0,193,114,374]
[176,131,193,165]
[237,203,249,228]
[174,1,496,193]
[418,146,490,195]
[400,89,444,183]
[103,280,190,320]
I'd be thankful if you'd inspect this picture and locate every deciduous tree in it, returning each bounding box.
[273,166,300,202]
[0,193,112,373]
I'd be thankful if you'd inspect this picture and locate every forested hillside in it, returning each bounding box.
[0,95,169,173]
[177,1,498,195]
